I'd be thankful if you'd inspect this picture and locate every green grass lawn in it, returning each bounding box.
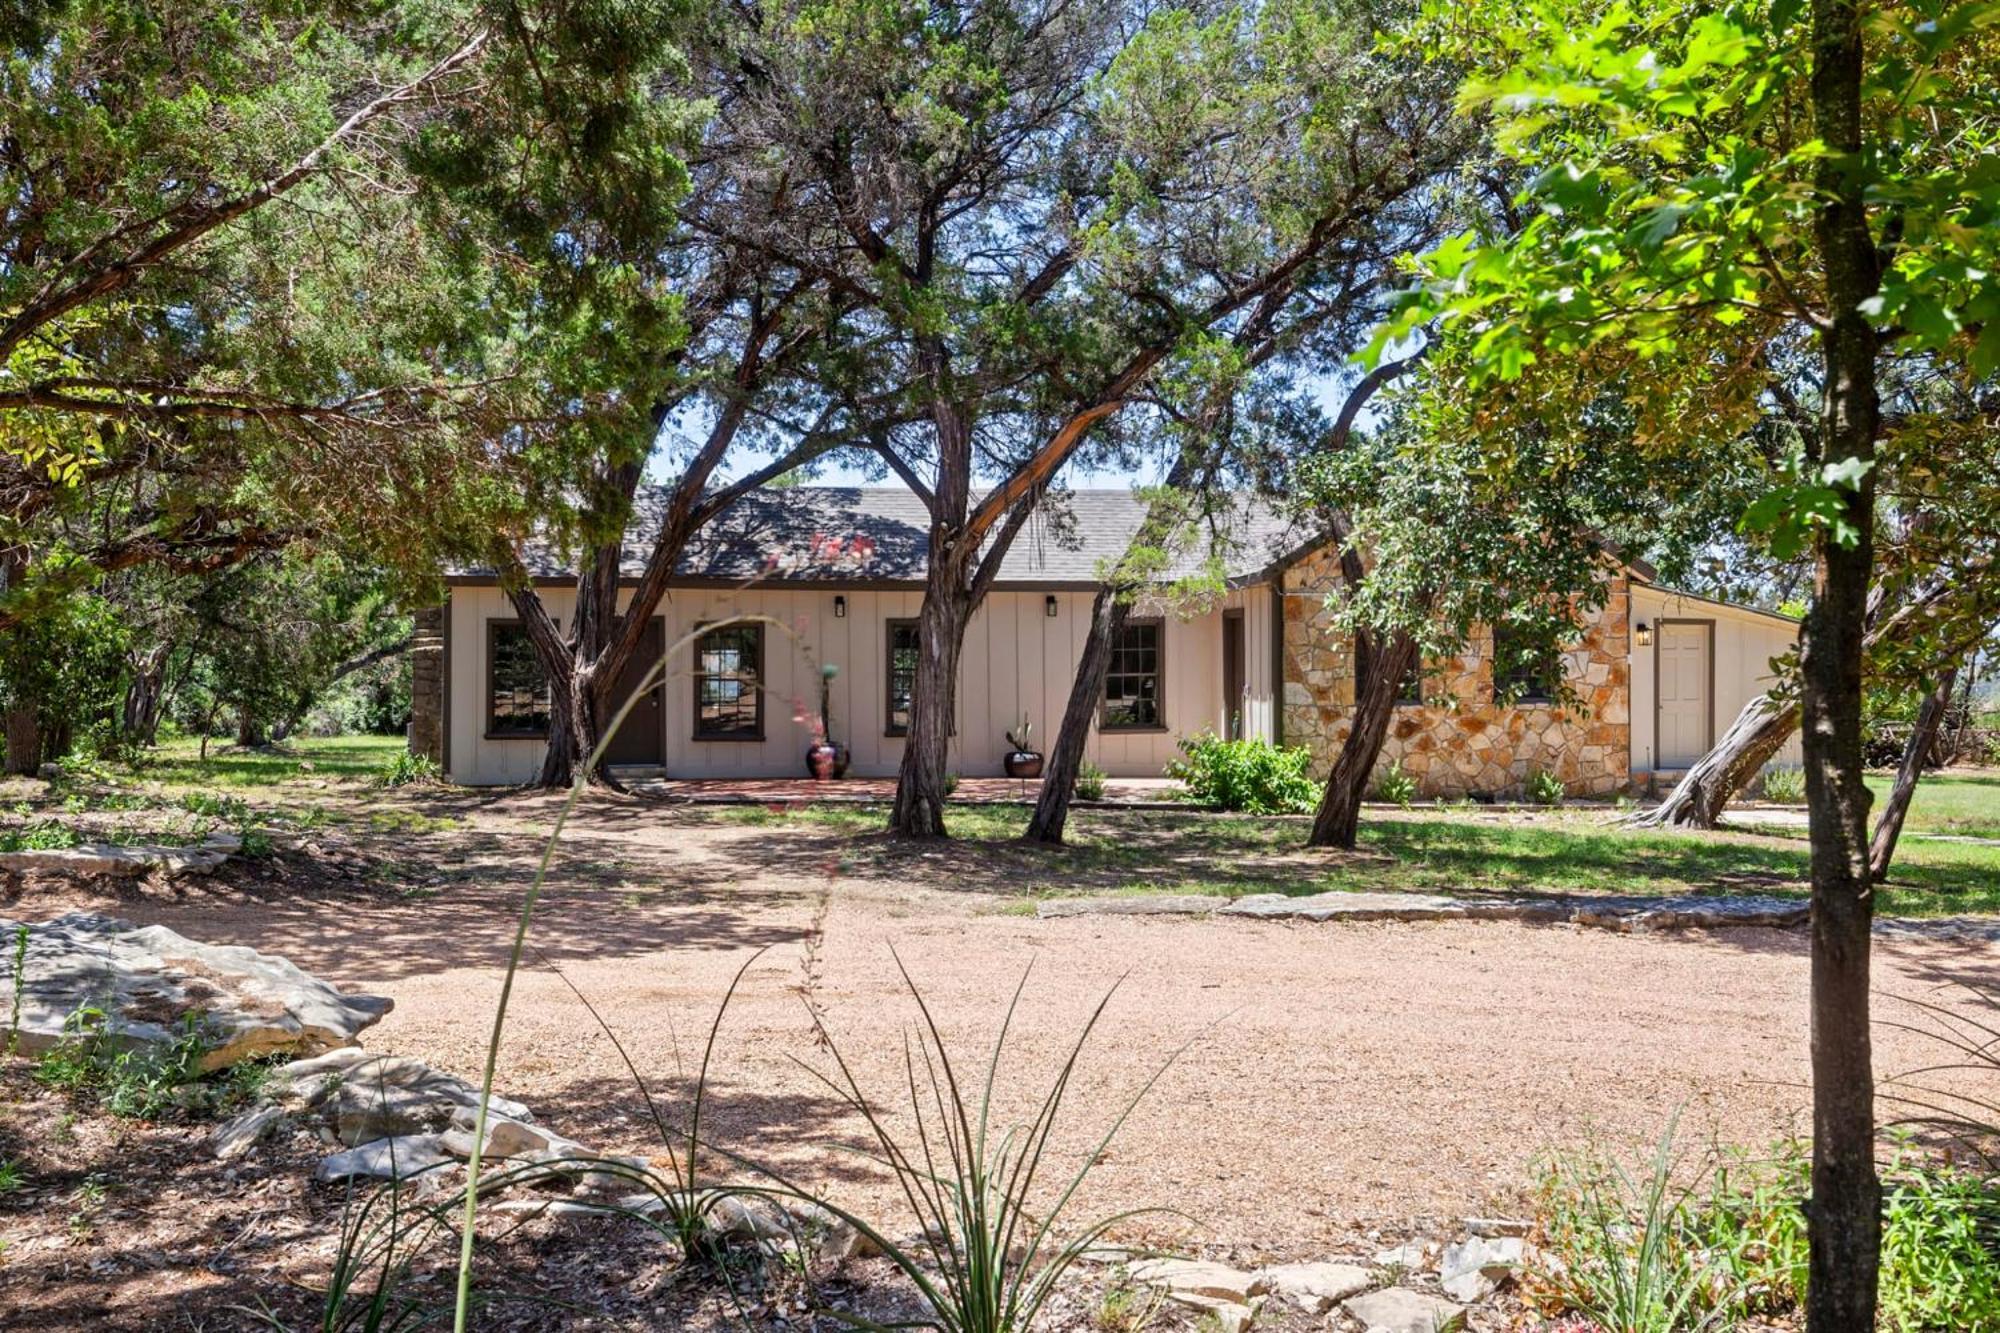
[116,733,407,788]
[722,798,2000,918]
[1861,769,2000,840]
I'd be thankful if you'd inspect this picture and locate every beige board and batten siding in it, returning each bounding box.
[1627,585,1803,779]
[445,583,1230,785]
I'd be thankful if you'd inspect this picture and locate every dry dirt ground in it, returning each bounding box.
[4,787,1999,1329]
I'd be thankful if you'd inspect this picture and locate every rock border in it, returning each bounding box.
[0,832,240,877]
[1039,888,1811,933]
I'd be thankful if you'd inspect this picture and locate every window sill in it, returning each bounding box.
[485,730,549,741]
[692,732,765,743]
[1100,724,1169,735]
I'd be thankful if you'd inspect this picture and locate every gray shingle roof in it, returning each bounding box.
[475,486,1313,586]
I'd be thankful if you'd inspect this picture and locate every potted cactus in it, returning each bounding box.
[1003,714,1043,779]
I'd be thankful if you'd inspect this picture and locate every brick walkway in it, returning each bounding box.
[629,775,1187,805]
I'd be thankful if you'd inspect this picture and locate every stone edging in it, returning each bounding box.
[0,833,240,877]
[1039,889,1814,932]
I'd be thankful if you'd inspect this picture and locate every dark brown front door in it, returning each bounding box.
[1222,610,1245,740]
[604,619,666,766]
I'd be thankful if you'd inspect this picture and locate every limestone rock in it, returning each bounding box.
[277,1053,531,1144]
[1371,1242,1434,1272]
[211,1104,286,1159]
[1462,1216,1530,1238]
[0,912,391,1070]
[0,834,238,878]
[1255,1260,1373,1312]
[439,1107,571,1160]
[315,1134,455,1182]
[1126,1257,1266,1305]
[1343,1287,1464,1333]
[1440,1235,1522,1302]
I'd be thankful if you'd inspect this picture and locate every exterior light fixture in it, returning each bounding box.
[1635,621,1653,647]
[1046,594,1059,618]
[834,595,847,618]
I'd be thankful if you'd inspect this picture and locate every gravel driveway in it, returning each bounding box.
[47,793,2000,1260]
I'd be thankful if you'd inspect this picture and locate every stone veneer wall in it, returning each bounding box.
[1279,546,1632,798]
[408,604,445,766]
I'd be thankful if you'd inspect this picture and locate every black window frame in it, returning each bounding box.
[1101,617,1167,733]
[485,619,552,739]
[884,618,919,737]
[692,621,765,741]
[1492,627,1557,705]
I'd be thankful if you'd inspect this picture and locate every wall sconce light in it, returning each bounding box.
[1045,594,1059,618]
[833,595,847,619]
[1635,621,1653,647]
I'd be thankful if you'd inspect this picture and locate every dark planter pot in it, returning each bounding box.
[1003,749,1045,779]
[806,742,850,780]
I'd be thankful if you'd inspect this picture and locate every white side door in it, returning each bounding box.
[1656,622,1712,768]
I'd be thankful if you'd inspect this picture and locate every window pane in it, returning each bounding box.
[1101,621,1164,731]
[886,621,919,735]
[694,625,762,737]
[489,625,551,735]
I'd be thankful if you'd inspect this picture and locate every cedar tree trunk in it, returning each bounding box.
[1625,692,1802,828]
[1867,667,1955,883]
[1309,630,1420,848]
[1026,586,1126,844]
[1803,0,1884,1320]
[891,556,972,838]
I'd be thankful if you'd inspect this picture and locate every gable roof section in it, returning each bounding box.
[453,485,1312,588]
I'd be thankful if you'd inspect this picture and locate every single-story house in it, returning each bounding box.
[409,486,1801,796]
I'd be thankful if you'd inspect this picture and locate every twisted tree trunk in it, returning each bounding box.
[1624,692,1801,828]
[1025,587,1126,844]
[890,562,971,838]
[1309,630,1420,849]
[1868,667,1955,883]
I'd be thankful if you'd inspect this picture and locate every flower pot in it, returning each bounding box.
[805,742,850,780]
[1003,749,1044,779]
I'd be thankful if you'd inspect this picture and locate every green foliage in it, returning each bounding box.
[1530,1112,1735,1333]
[32,1007,258,1121]
[1526,768,1567,806]
[1534,1126,2000,1332]
[1759,766,1807,804]
[1075,760,1109,803]
[0,1158,22,1199]
[791,961,1177,1333]
[376,753,444,790]
[1373,760,1419,807]
[0,821,82,852]
[0,590,130,767]
[1166,734,1317,814]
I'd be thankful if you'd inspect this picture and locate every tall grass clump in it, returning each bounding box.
[1528,1112,1737,1333]
[787,957,1181,1333]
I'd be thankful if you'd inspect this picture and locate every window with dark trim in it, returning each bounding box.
[487,621,551,737]
[1492,628,1556,704]
[884,619,919,736]
[1102,619,1166,731]
[693,622,763,739]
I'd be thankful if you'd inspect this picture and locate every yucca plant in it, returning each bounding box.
[1529,1111,1736,1333]
[780,955,1180,1333]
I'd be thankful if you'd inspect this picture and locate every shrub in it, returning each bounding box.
[1532,1123,2000,1332]
[376,751,443,788]
[1074,759,1108,802]
[1759,766,1806,804]
[1525,767,1567,806]
[33,1006,268,1121]
[1372,760,1417,807]
[1165,733,1316,813]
